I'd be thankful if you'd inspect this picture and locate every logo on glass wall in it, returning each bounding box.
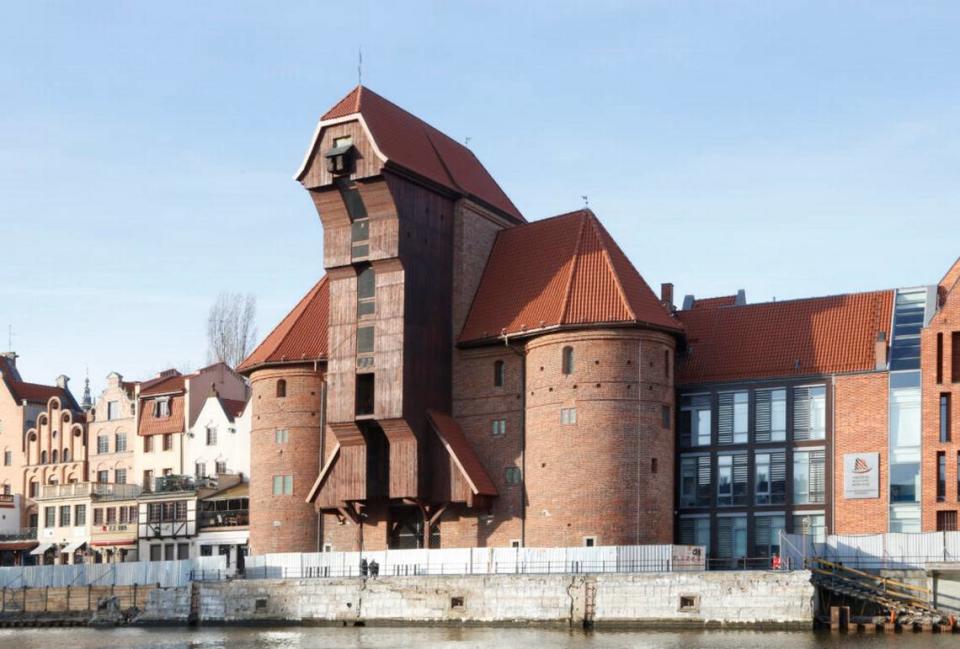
[844,452,879,499]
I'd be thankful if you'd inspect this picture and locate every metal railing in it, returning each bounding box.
[37,482,141,500]
[0,528,37,542]
[198,510,249,528]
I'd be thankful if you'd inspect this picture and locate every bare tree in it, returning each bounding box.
[206,292,257,368]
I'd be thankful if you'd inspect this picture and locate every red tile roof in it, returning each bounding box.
[138,372,186,396]
[237,276,329,373]
[677,290,894,385]
[426,410,498,497]
[219,397,247,421]
[0,357,79,409]
[137,394,185,436]
[459,209,682,344]
[305,85,523,223]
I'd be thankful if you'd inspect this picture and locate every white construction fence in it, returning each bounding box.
[242,545,705,580]
[781,531,960,570]
[0,556,226,589]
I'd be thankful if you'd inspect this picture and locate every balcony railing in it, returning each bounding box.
[151,475,198,494]
[37,482,141,500]
[0,528,36,541]
[0,495,14,505]
[199,509,249,528]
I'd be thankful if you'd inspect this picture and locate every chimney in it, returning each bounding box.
[735,289,747,306]
[55,375,69,390]
[660,283,674,310]
[682,294,696,310]
[0,352,17,367]
[875,331,888,370]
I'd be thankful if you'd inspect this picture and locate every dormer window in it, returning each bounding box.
[325,136,355,175]
[153,398,170,418]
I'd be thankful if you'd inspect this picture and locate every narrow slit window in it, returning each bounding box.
[562,346,574,375]
[494,360,504,387]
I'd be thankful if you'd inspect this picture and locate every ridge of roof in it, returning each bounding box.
[304,85,524,223]
[459,209,681,344]
[682,288,895,313]
[237,276,329,374]
[0,357,79,410]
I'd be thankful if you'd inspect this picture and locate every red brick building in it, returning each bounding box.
[240,86,960,558]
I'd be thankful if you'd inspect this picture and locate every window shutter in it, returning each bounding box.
[794,387,811,441]
[679,518,695,545]
[755,390,771,442]
[809,449,825,502]
[718,393,733,445]
[717,518,733,558]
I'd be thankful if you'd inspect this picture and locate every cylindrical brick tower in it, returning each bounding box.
[523,327,676,547]
[248,365,325,554]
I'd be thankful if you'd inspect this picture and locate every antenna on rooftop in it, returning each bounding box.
[581,195,589,208]
[6,325,13,352]
[464,136,472,146]
[358,47,363,85]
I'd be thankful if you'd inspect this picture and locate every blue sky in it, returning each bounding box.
[1,2,958,395]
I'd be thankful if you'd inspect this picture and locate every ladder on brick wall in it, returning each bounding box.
[808,558,951,626]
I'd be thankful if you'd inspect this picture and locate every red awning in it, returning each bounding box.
[90,539,137,548]
[0,541,38,551]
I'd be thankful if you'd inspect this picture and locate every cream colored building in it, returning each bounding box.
[88,372,137,486]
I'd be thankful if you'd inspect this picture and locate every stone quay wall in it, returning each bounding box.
[138,570,814,629]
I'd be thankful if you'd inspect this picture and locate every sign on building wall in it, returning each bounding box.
[843,452,880,499]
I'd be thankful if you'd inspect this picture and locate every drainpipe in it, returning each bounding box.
[501,333,526,547]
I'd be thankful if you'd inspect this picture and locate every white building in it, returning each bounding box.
[185,392,250,481]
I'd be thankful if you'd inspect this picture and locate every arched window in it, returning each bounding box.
[357,264,376,316]
[276,379,287,398]
[40,450,47,465]
[493,360,505,387]
[51,450,58,464]
[63,448,70,463]
[562,346,574,375]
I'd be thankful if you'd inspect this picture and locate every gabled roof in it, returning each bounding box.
[137,394,185,436]
[459,209,682,344]
[0,356,79,410]
[218,397,247,422]
[139,371,186,397]
[676,290,894,385]
[237,276,329,374]
[299,85,524,223]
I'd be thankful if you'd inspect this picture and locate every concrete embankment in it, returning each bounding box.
[0,584,159,627]
[137,570,814,629]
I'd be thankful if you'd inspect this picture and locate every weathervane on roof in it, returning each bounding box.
[581,195,589,208]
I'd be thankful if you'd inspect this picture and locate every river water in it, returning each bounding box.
[0,627,953,649]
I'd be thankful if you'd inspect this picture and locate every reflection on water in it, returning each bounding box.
[0,627,953,649]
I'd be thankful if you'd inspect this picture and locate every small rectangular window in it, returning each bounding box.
[115,432,127,452]
[59,505,70,527]
[196,462,206,479]
[4,451,11,466]
[284,475,293,495]
[93,508,104,525]
[793,386,826,441]
[351,219,370,242]
[504,467,522,485]
[937,510,958,532]
[74,504,86,526]
[97,470,109,484]
[206,427,217,445]
[107,400,120,420]
[583,536,596,547]
[97,435,109,454]
[275,429,289,444]
[938,451,947,502]
[144,436,154,453]
[216,461,226,474]
[953,332,960,383]
[106,507,117,524]
[560,408,577,425]
[149,545,162,561]
[357,326,375,354]
[163,434,173,451]
[679,394,711,447]
[717,391,748,444]
[661,405,671,429]
[114,469,126,484]
[491,419,506,436]
[942,394,952,443]
[937,333,944,384]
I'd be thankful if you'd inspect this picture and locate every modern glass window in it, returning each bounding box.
[115,469,126,484]
[718,391,748,444]
[562,346,574,375]
[560,408,577,425]
[889,289,926,371]
[889,505,921,533]
[793,449,826,504]
[678,516,710,553]
[937,452,947,502]
[716,515,747,559]
[890,462,920,503]
[679,394,711,447]
[792,512,826,542]
[754,514,785,558]
[717,453,748,506]
[115,432,127,452]
[755,451,786,505]
[206,426,217,446]
[491,419,507,436]
[74,504,86,526]
[679,455,712,507]
[493,360,504,387]
[891,388,921,449]
[793,386,826,440]
[941,394,952,443]
[755,388,787,442]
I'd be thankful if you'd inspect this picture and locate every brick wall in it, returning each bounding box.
[248,365,324,554]
[921,283,960,530]
[833,373,889,534]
